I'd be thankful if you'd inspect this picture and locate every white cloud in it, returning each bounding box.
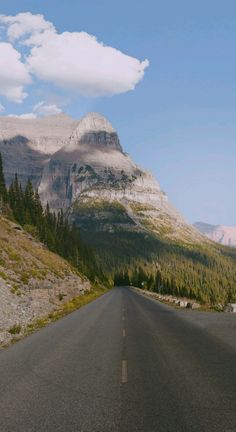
[8,113,37,119]
[27,31,149,97]
[0,103,5,112]
[33,101,62,116]
[0,12,149,99]
[0,12,55,45]
[0,42,31,103]
[7,101,62,119]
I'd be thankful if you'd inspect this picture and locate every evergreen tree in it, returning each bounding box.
[147,274,154,291]
[9,174,25,225]
[123,270,130,286]
[24,179,35,224]
[0,152,7,203]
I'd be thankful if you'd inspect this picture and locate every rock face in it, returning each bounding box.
[39,113,169,208]
[39,113,205,239]
[194,222,236,247]
[0,113,78,187]
[39,112,199,241]
[0,111,203,242]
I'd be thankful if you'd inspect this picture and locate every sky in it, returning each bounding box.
[0,0,235,225]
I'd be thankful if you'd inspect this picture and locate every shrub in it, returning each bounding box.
[8,324,21,334]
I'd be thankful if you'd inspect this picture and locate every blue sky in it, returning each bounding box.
[0,0,236,225]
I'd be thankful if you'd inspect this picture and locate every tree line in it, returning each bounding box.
[89,228,236,305]
[114,260,236,305]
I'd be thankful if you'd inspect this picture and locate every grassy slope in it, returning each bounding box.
[0,216,80,286]
[0,215,97,346]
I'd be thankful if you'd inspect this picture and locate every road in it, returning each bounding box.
[0,287,235,432]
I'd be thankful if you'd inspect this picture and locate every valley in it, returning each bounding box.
[0,112,236,310]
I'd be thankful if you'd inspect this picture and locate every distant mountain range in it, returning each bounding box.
[193,222,236,247]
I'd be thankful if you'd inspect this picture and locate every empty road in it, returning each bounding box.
[0,287,235,432]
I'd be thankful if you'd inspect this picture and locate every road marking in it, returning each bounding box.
[122,315,125,321]
[123,329,126,337]
[121,360,128,383]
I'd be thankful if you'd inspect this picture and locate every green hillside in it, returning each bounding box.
[72,199,236,306]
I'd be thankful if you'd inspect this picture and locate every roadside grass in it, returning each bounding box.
[26,284,109,334]
[8,324,22,335]
[2,285,109,348]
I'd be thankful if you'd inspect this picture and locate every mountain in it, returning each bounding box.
[194,222,236,247]
[0,113,78,187]
[39,112,201,243]
[1,111,236,305]
[0,111,202,242]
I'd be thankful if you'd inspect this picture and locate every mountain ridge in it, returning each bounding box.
[194,221,236,247]
[0,113,79,187]
[0,111,204,243]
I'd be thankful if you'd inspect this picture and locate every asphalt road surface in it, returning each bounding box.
[0,287,235,432]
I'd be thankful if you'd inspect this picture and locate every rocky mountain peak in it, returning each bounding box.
[38,111,190,239]
[0,109,203,243]
[69,112,122,151]
[76,112,115,133]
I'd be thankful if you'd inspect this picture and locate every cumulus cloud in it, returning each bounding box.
[0,12,149,100]
[27,31,149,96]
[0,42,31,102]
[33,101,62,116]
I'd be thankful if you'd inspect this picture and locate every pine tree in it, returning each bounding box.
[24,179,35,224]
[0,152,7,203]
[123,270,130,286]
[9,174,25,225]
[147,274,154,291]
[34,189,44,232]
